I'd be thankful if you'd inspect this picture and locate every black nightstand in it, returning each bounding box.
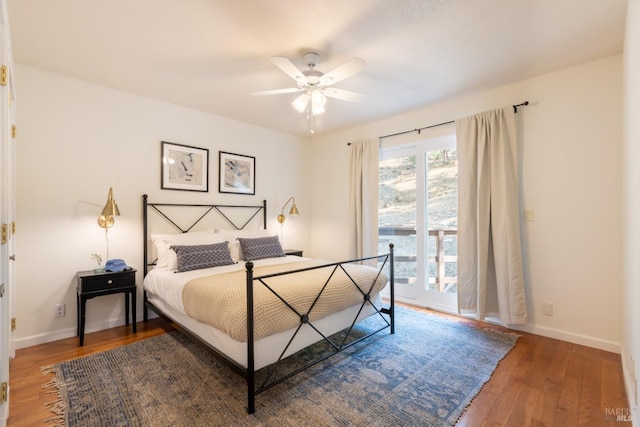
[76,268,137,346]
[284,249,303,257]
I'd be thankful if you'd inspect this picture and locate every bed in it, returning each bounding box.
[142,195,395,413]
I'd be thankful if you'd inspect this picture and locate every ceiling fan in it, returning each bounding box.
[251,52,366,133]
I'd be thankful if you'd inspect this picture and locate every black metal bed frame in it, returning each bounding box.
[142,194,395,414]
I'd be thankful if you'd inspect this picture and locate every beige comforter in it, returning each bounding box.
[182,259,387,342]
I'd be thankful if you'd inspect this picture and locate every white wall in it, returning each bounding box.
[310,55,624,353]
[13,64,310,347]
[623,0,640,418]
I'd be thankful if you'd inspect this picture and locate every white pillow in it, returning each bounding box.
[151,229,225,270]
[221,229,272,262]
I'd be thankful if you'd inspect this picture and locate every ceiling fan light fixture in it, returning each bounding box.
[311,103,325,115]
[311,90,326,106]
[292,93,309,113]
[310,89,326,115]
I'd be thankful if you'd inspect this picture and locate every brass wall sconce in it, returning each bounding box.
[97,187,120,260]
[98,187,120,229]
[277,196,299,224]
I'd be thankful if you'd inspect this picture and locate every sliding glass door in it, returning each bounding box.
[378,133,458,312]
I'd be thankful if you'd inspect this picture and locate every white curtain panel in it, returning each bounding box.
[456,107,528,324]
[349,139,378,259]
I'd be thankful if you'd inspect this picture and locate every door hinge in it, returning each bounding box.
[11,125,16,138]
[11,317,15,331]
[0,66,7,86]
[1,382,7,402]
[1,224,7,244]
[12,221,16,235]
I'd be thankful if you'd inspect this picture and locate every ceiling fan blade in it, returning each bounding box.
[320,57,366,86]
[251,87,304,96]
[270,56,309,84]
[323,88,366,102]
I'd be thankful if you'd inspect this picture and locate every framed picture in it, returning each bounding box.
[161,141,209,192]
[219,151,255,195]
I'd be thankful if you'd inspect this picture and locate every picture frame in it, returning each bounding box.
[161,141,209,192]
[219,151,255,195]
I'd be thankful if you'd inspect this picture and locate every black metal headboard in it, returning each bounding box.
[142,194,267,276]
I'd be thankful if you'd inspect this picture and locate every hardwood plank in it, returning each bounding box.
[504,383,543,426]
[6,306,631,426]
[530,339,572,426]
[601,352,629,423]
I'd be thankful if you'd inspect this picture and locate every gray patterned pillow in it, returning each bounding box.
[171,242,235,272]
[237,236,285,261]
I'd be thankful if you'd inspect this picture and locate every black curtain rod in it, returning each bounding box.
[368,101,529,143]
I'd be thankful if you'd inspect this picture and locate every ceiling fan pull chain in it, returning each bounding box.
[309,98,315,134]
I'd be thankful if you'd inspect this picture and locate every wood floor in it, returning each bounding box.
[6,306,631,426]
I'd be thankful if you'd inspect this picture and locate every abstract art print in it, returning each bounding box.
[161,141,209,192]
[219,151,255,195]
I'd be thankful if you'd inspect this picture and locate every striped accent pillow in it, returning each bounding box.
[171,242,235,272]
[237,236,285,261]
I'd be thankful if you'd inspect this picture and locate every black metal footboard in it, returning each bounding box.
[244,244,395,414]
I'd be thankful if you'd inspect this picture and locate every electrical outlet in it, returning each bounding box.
[54,304,65,318]
[542,302,553,316]
[524,209,534,222]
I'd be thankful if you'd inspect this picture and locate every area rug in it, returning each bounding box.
[42,307,518,426]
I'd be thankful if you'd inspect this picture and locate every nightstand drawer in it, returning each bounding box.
[284,249,303,257]
[77,270,135,293]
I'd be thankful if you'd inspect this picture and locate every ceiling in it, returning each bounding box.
[6,0,628,138]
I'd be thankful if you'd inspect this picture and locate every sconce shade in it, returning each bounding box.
[277,196,300,224]
[98,187,120,229]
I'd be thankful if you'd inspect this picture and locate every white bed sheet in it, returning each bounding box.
[143,256,385,370]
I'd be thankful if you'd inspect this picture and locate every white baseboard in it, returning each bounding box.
[389,294,622,354]
[0,401,7,427]
[620,348,638,424]
[513,323,621,354]
[14,318,129,350]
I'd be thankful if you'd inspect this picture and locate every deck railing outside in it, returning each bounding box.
[378,227,457,293]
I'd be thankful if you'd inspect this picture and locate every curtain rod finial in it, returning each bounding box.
[514,101,529,113]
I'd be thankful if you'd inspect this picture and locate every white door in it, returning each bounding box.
[378,133,458,313]
[0,0,16,423]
